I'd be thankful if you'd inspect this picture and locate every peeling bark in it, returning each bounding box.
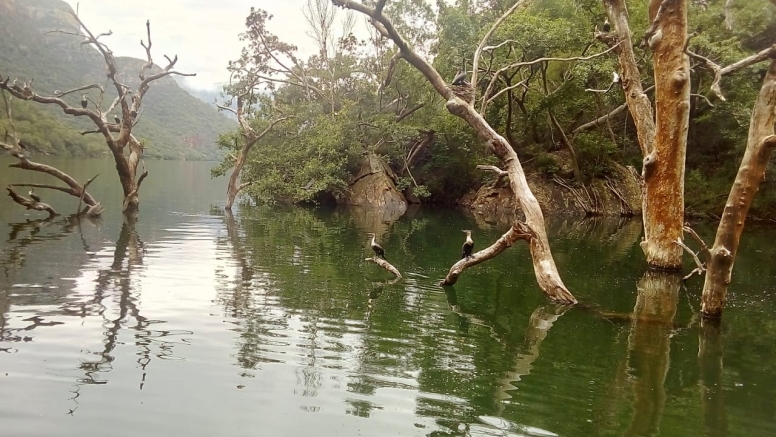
[701,55,776,318]
[641,0,690,269]
[600,0,688,269]
[333,0,576,304]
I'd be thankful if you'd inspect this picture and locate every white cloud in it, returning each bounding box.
[63,0,367,90]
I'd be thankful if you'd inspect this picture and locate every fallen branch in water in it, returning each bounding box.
[366,256,402,279]
[6,186,58,218]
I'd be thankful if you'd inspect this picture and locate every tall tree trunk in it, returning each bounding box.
[701,55,776,317]
[602,0,689,270]
[226,152,248,210]
[641,0,690,269]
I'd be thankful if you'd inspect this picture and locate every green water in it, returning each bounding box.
[0,157,775,436]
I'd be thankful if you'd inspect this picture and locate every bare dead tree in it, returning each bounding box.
[701,48,776,318]
[0,14,194,213]
[332,0,576,304]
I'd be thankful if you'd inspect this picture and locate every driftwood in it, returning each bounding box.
[6,186,58,218]
[0,139,103,217]
[366,256,402,279]
[333,0,576,304]
[439,222,533,286]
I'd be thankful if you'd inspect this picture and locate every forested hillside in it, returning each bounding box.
[0,0,235,160]
[213,0,776,218]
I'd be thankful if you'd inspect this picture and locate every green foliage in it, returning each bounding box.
[536,153,560,177]
[215,0,776,216]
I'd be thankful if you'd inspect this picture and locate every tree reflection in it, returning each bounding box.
[623,271,680,437]
[699,319,727,437]
[493,304,572,409]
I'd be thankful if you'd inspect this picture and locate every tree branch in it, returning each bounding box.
[439,223,533,286]
[471,0,529,102]
[6,186,58,218]
[687,45,776,101]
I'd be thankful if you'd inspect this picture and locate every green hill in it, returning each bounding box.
[0,0,235,160]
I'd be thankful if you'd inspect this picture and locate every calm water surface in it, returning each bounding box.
[1,157,775,436]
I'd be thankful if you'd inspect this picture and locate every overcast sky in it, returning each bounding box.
[64,1,365,90]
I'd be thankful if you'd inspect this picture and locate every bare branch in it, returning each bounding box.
[439,223,533,286]
[6,186,58,218]
[687,45,776,101]
[481,43,621,113]
[77,173,101,216]
[471,0,529,101]
[573,85,655,134]
[366,255,401,279]
[675,238,706,280]
[476,164,508,176]
[395,102,425,122]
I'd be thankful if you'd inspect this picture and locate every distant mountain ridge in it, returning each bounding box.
[0,0,235,160]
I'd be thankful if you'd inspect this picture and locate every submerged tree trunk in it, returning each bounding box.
[601,0,688,270]
[701,54,776,318]
[333,0,575,304]
[641,0,690,269]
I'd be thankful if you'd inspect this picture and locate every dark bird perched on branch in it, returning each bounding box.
[114,114,121,125]
[367,232,386,259]
[602,18,611,32]
[452,70,468,86]
[461,230,474,259]
[80,94,88,109]
[28,188,41,203]
[449,58,474,101]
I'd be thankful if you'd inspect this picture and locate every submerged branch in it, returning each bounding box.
[366,256,402,279]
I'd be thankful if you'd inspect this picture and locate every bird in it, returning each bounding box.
[80,94,88,109]
[602,18,611,32]
[114,114,121,125]
[366,232,386,259]
[451,57,470,86]
[452,70,469,86]
[461,230,474,259]
[28,189,41,203]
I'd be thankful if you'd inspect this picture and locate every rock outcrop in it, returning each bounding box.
[342,153,407,213]
[459,163,642,226]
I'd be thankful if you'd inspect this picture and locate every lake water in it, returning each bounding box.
[0,157,775,436]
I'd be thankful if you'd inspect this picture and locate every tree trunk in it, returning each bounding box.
[333,0,576,304]
[226,152,248,210]
[641,0,690,269]
[701,56,776,318]
[602,0,689,270]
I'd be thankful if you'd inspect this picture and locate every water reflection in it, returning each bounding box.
[624,272,680,437]
[2,185,776,436]
[699,319,727,437]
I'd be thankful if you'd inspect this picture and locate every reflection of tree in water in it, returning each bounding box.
[62,214,190,414]
[0,214,98,338]
[0,214,97,283]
